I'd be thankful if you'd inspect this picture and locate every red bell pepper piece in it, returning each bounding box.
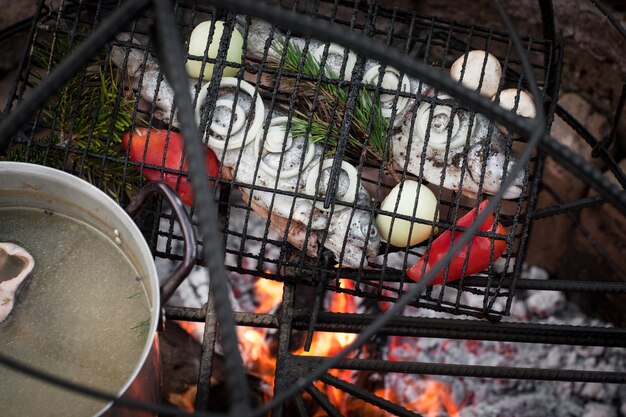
[122,128,220,206]
[406,200,507,285]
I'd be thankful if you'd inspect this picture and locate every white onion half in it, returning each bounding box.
[253,117,316,179]
[376,181,438,247]
[312,43,357,80]
[194,77,265,150]
[305,159,358,211]
[415,94,476,151]
[363,65,411,118]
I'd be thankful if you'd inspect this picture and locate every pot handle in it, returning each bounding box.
[126,181,197,305]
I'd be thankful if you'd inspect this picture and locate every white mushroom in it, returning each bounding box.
[305,159,358,211]
[195,78,265,150]
[253,116,315,179]
[0,243,35,323]
[363,65,412,118]
[311,43,357,80]
[450,50,502,98]
[493,88,536,119]
[492,88,536,135]
[415,94,476,151]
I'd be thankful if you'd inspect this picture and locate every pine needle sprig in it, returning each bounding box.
[15,33,143,201]
[268,36,391,169]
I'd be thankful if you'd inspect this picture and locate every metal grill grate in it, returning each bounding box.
[5,0,558,320]
[1,0,626,416]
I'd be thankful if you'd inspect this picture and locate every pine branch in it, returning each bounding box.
[268,36,391,169]
[14,32,143,202]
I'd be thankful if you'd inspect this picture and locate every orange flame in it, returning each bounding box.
[176,320,204,342]
[255,277,284,313]
[236,278,283,396]
[293,279,359,415]
[238,326,276,392]
[401,380,460,417]
[177,275,461,417]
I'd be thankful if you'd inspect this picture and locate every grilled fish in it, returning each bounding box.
[111,35,379,267]
[196,79,380,267]
[110,33,198,128]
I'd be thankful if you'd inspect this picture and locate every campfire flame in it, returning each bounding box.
[178,277,460,416]
[237,276,284,395]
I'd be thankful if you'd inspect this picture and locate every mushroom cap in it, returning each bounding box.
[493,88,537,119]
[450,50,502,98]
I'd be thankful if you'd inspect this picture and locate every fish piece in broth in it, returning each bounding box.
[0,242,34,322]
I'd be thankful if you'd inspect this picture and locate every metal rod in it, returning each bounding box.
[271,283,298,417]
[320,373,424,417]
[531,194,607,219]
[304,272,328,351]
[165,308,626,348]
[290,312,626,347]
[195,298,219,411]
[589,0,626,41]
[593,81,626,157]
[554,104,626,189]
[151,0,251,412]
[305,384,344,417]
[299,356,626,384]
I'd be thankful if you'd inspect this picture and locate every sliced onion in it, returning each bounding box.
[415,94,476,151]
[363,65,411,118]
[312,43,357,80]
[253,117,315,179]
[305,159,358,211]
[194,77,265,150]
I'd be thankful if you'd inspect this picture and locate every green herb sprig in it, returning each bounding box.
[268,37,392,171]
[3,34,142,201]
[131,318,151,338]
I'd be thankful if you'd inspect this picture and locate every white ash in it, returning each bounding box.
[155,198,281,310]
[383,267,626,416]
[155,205,625,416]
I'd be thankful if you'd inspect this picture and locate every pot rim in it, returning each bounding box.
[0,161,160,416]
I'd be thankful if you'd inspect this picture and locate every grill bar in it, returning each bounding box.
[165,308,626,347]
[320,373,424,417]
[297,356,626,384]
[305,384,344,417]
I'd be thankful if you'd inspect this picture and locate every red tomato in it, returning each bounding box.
[407,200,508,285]
[122,128,220,206]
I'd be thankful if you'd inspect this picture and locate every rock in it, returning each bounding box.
[561,159,626,325]
[525,93,610,274]
[0,0,37,75]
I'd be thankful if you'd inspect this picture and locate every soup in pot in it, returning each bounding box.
[0,207,152,417]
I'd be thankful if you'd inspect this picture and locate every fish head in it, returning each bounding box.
[325,203,380,268]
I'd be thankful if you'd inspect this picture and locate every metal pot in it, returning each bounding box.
[0,162,197,417]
